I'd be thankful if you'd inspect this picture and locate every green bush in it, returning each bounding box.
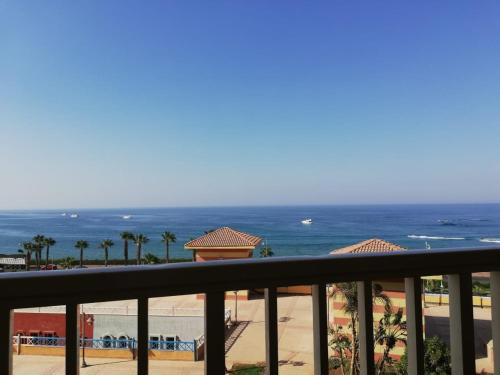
[397,336,451,374]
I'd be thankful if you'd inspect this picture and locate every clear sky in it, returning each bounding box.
[1,1,500,209]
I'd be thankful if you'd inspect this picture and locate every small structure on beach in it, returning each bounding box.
[185,227,262,300]
[184,227,262,262]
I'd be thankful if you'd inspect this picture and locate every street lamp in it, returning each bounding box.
[81,309,94,368]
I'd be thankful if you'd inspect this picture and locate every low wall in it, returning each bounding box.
[13,345,195,361]
[196,290,249,300]
[424,294,491,307]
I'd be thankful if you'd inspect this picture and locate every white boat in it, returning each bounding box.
[70,214,79,218]
[60,213,67,217]
[301,218,313,225]
[122,215,132,220]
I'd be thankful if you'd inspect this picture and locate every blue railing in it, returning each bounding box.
[147,340,194,351]
[14,336,196,352]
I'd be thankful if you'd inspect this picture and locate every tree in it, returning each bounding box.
[60,256,76,269]
[374,306,407,374]
[161,231,176,263]
[120,231,134,265]
[328,282,392,375]
[99,239,114,267]
[18,242,34,271]
[260,246,274,257]
[397,336,451,375]
[32,234,46,270]
[74,240,89,268]
[134,234,149,265]
[143,253,160,264]
[44,237,56,267]
[328,325,352,375]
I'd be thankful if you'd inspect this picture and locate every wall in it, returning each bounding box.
[13,312,93,338]
[424,293,491,307]
[330,279,409,359]
[195,248,252,262]
[92,314,204,342]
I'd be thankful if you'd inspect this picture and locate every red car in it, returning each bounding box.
[40,264,58,271]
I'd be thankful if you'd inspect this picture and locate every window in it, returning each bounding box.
[149,335,161,350]
[102,335,113,348]
[118,335,129,348]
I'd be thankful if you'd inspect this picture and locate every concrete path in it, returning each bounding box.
[13,355,204,375]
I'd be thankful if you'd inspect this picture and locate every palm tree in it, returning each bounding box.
[160,231,176,263]
[143,253,160,264]
[134,234,149,265]
[33,234,46,270]
[374,306,407,374]
[99,239,114,267]
[328,282,391,375]
[18,242,33,271]
[60,256,76,269]
[44,237,56,267]
[120,232,134,265]
[74,240,89,268]
[260,246,274,257]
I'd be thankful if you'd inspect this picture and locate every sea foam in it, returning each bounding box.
[408,235,465,240]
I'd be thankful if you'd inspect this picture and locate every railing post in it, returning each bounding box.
[312,284,329,375]
[357,280,374,375]
[0,307,13,375]
[491,271,500,374]
[448,273,475,375]
[265,287,278,375]
[65,303,80,375]
[137,297,149,375]
[204,291,226,375]
[404,277,424,375]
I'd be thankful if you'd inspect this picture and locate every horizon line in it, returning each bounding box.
[1,201,500,212]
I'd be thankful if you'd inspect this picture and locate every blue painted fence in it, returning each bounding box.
[14,336,196,352]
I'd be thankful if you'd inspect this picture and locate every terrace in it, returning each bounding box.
[1,246,499,375]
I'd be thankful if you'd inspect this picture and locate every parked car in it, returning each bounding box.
[40,264,58,271]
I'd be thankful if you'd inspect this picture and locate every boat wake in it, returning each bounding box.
[479,238,500,244]
[408,235,465,240]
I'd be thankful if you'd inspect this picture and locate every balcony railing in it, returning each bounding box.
[1,246,500,374]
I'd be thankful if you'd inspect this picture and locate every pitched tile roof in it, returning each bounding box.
[184,227,262,249]
[330,238,405,255]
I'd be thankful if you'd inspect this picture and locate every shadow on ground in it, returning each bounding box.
[425,316,491,358]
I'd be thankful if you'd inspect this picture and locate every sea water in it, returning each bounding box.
[0,204,499,260]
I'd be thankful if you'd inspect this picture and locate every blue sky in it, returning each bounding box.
[1,1,500,209]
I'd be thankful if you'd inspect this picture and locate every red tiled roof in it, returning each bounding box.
[330,238,405,255]
[184,227,262,249]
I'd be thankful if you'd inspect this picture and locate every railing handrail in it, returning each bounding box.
[13,335,196,351]
[1,246,500,309]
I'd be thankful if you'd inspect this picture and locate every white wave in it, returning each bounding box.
[479,238,500,244]
[408,235,465,240]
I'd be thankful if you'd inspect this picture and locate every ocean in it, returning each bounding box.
[1,204,499,260]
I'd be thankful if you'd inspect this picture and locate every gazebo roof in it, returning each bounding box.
[330,238,405,255]
[184,227,262,249]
